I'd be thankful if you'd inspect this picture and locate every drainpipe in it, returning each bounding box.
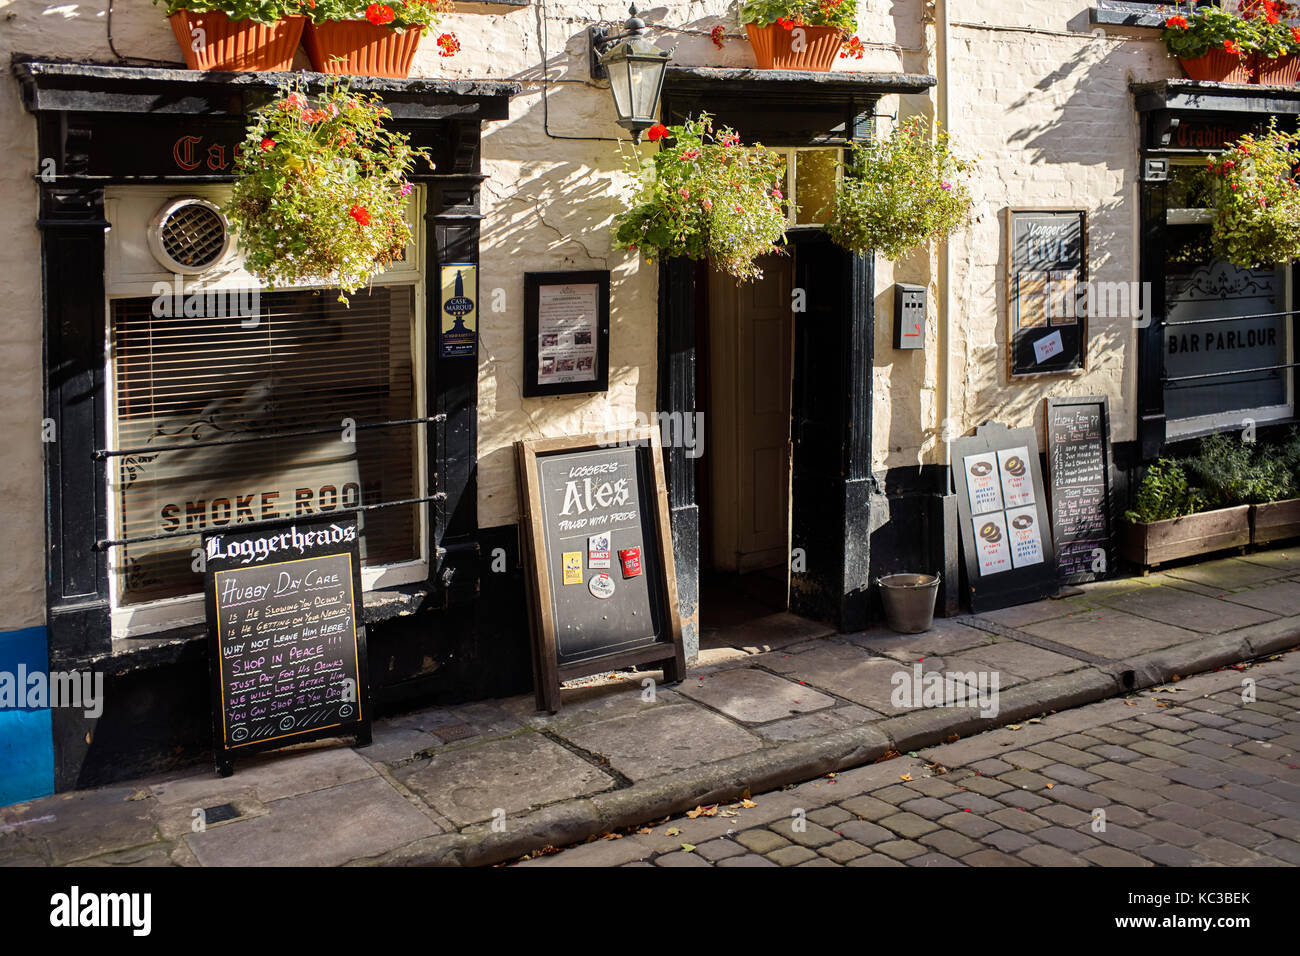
[935,0,952,470]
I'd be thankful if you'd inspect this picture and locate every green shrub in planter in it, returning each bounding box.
[1186,433,1295,506]
[1125,458,1208,524]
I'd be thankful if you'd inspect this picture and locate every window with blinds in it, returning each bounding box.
[110,285,422,606]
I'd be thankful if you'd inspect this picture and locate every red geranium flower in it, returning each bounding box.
[1164,14,1188,29]
[260,137,276,150]
[710,24,725,49]
[349,205,371,226]
[365,3,395,25]
[437,32,460,56]
[1225,39,1242,56]
[647,123,669,142]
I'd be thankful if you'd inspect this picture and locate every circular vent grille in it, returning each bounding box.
[147,198,231,275]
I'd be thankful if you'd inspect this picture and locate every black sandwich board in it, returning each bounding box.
[203,514,371,776]
[952,421,1059,613]
[1045,395,1114,585]
[516,427,685,712]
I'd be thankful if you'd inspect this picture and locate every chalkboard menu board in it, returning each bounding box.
[952,421,1059,613]
[517,429,685,712]
[1046,396,1113,585]
[203,515,371,775]
[1006,209,1087,377]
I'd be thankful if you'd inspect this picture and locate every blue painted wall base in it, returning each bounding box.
[0,626,54,807]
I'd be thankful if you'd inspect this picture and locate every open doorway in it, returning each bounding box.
[696,253,796,640]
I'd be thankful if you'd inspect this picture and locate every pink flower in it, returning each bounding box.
[400,181,413,197]
[941,180,952,191]
[678,187,690,199]
[702,198,713,210]
[771,188,783,200]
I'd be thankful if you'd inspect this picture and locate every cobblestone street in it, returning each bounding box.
[521,650,1300,867]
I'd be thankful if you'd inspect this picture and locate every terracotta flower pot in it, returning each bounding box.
[303,20,423,78]
[1253,53,1300,86]
[745,22,842,72]
[168,11,304,72]
[1178,50,1251,84]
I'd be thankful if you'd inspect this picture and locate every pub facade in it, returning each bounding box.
[2,0,1298,800]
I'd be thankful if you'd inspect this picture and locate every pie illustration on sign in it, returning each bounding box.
[969,461,992,477]
[1004,456,1026,477]
[979,521,1002,543]
[1011,514,1034,530]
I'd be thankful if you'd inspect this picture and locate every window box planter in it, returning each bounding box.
[745,23,842,72]
[1253,53,1300,86]
[1251,498,1300,545]
[1120,505,1251,569]
[302,20,422,77]
[1178,50,1252,84]
[168,11,305,72]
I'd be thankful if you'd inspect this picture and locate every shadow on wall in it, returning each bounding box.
[0,626,53,808]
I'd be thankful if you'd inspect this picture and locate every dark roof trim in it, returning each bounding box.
[11,55,521,121]
[1132,78,1300,114]
[664,66,936,103]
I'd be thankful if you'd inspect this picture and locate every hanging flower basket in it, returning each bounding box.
[303,20,422,77]
[1253,52,1300,86]
[224,80,432,303]
[744,22,842,71]
[166,10,305,71]
[1178,49,1253,83]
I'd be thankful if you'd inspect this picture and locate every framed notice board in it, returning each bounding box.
[1046,395,1114,585]
[523,270,611,397]
[1006,208,1087,378]
[516,427,685,712]
[952,421,1059,613]
[203,514,371,776]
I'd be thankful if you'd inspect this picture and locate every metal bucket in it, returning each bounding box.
[878,573,940,634]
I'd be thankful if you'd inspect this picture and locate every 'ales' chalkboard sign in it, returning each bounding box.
[1045,396,1113,585]
[516,428,685,712]
[952,421,1059,613]
[203,514,371,776]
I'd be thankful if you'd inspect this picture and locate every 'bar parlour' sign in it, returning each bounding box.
[203,514,371,776]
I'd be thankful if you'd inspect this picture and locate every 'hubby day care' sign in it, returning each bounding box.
[952,422,1058,613]
[203,514,371,776]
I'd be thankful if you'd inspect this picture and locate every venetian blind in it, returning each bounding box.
[111,285,420,605]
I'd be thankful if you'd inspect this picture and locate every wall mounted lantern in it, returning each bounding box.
[590,5,672,142]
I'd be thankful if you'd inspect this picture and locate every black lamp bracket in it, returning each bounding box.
[589,4,650,80]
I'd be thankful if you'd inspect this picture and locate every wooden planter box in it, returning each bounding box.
[1120,505,1251,569]
[1251,498,1300,545]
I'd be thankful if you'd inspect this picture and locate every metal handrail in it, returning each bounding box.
[1164,307,1300,328]
[93,493,446,551]
[1163,361,1300,384]
[94,414,445,460]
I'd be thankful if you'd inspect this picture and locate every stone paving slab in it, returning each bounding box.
[1221,580,1300,616]
[560,702,763,781]
[395,732,615,826]
[1022,607,1203,657]
[676,667,836,723]
[1102,586,1278,634]
[1163,556,1292,590]
[186,777,440,867]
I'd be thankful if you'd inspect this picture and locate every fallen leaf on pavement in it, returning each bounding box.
[666,827,681,836]
[899,773,913,782]
[637,828,653,835]
[686,805,718,818]
[681,844,696,853]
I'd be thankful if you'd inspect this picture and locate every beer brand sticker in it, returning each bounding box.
[588,572,616,599]
[1005,505,1046,568]
[618,547,642,578]
[587,532,611,569]
[971,513,1012,577]
[562,552,583,585]
[963,452,1004,515]
[997,446,1035,509]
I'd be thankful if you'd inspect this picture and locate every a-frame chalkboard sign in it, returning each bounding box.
[1045,395,1114,585]
[516,427,686,712]
[203,514,371,776]
[952,421,1059,613]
